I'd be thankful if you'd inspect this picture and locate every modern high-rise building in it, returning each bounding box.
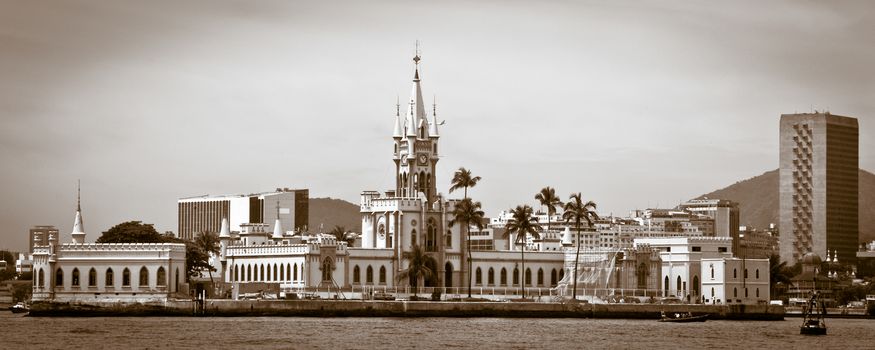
[178,188,308,240]
[779,113,858,265]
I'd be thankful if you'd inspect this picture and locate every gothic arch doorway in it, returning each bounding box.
[444,262,453,288]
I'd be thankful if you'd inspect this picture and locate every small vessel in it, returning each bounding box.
[659,311,708,323]
[800,292,827,335]
[9,302,29,314]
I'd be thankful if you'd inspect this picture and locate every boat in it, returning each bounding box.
[800,292,827,335]
[9,302,29,314]
[659,311,708,322]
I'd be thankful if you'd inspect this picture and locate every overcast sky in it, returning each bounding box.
[1,0,873,251]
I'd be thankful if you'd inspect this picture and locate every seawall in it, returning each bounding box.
[29,300,784,320]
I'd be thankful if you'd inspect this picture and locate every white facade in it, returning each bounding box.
[700,257,770,305]
[634,236,734,301]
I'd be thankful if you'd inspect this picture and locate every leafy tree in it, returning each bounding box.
[769,254,793,299]
[96,221,165,243]
[396,244,437,299]
[97,221,209,283]
[11,282,31,302]
[535,186,563,230]
[194,231,220,284]
[503,205,540,299]
[449,167,481,200]
[329,225,356,246]
[449,198,485,298]
[562,193,598,300]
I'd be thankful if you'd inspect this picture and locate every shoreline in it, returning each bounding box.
[28,300,788,320]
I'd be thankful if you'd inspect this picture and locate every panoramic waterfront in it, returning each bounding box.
[3,313,873,349]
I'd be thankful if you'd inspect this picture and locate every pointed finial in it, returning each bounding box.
[396,95,400,116]
[414,40,421,64]
[276,200,280,219]
[77,179,81,212]
[433,95,437,116]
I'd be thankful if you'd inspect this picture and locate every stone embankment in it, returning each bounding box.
[29,300,785,320]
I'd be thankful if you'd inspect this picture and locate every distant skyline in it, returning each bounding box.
[1,0,873,251]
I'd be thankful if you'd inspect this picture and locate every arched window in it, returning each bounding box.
[500,268,507,285]
[88,268,97,287]
[537,268,544,286]
[744,269,748,279]
[733,287,737,298]
[488,268,495,285]
[446,230,452,247]
[664,276,669,294]
[260,264,265,281]
[105,268,114,288]
[676,276,682,295]
[72,268,80,288]
[175,268,179,292]
[353,265,361,284]
[233,265,239,282]
[280,264,285,281]
[247,265,252,282]
[513,267,520,286]
[287,264,292,281]
[56,268,64,288]
[745,288,748,298]
[755,269,759,279]
[274,263,278,281]
[157,267,166,286]
[637,263,648,289]
[411,229,417,247]
[38,268,44,289]
[559,268,565,280]
[475,267,482,285]
[379,266,387,284]
[139,266,149,287]
[122,268,131,286]
[525,268,532,286]
[692,276,699,296]
[425,219,437,252]
[366,266,374,284]
[321,257,333,282]
[756,288,760,298]
[551,268,557,287]
[710,265,714,279]
[733,268,737,279]
[293,263,298,281]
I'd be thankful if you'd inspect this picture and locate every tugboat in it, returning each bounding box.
[9,302,29,314]
[800,292,827,335]
[658,311,709,322]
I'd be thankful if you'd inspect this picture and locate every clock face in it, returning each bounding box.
[400,155,408,163]
[417,153,428,165]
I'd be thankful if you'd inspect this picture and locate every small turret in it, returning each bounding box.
[71,181,86,244]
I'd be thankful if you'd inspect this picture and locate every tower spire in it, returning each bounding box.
[406,41,427,138]
[393,95,403,138]
[71,180,86,244]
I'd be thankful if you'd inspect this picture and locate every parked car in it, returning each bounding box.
[373,291,396,301]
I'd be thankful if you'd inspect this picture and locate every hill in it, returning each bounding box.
[696,169,875,243]
[308,197,361,233]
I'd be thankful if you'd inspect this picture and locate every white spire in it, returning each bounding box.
[561,226,572,246]
[429,96,440,138]
[71,181,86,244]
[272,218,284,239]
[219,218,231,238]
[406,43,428,138]
[393,96,403,138]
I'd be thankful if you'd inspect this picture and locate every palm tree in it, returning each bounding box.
[329,225,356,246]
[194,231,220,286]
[769,254,793,299]
[449,198,485,298]
[396,244,437,299]
[503,205,540,299]
[562,193,598,300]
[535,186,563,231]
[449,167,481,200]
[448,167,481,296]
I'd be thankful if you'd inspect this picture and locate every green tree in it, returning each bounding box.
[449,167,481,297]
[97,221,209,283]
[194,231,220,285]
[396,244,437,299]
[562,193,598,300]
[1,250,16,281]
[769,254,794,299]
[449,167,481,200]
[535,186,563,231]
[329,225,356,246]
[96,221,165,243]
[449,198,485,298]
[503,205,540,299]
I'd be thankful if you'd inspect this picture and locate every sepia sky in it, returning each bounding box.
[1,0,873,251]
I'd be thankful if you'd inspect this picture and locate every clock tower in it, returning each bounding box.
[392,49,440,203]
